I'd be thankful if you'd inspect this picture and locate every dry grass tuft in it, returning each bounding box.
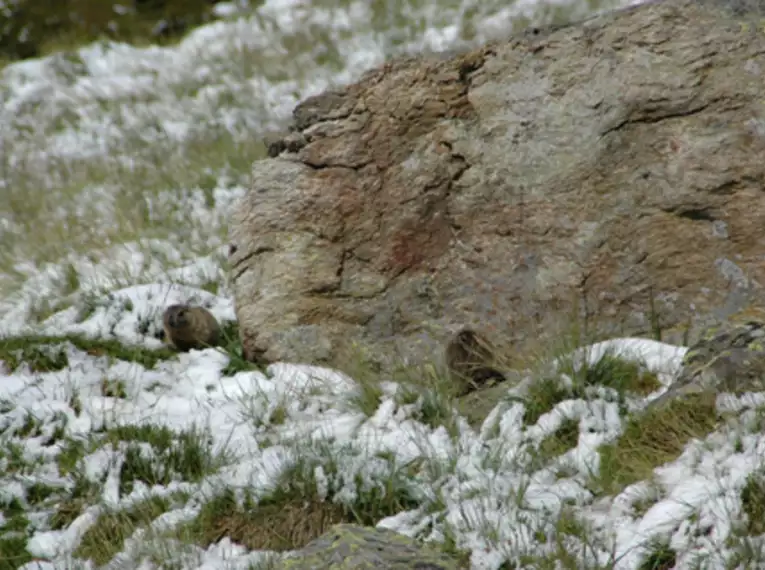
[182,489,348,551]
[595,392,719,495]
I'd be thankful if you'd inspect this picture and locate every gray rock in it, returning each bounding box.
[275,524,461,570]
[230,0,765,373]
[650,309,765,408]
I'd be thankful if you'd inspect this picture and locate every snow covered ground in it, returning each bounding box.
[3,0,765,568]
[3,284,765,569]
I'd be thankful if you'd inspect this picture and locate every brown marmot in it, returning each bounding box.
[162,304,221,352]
[445,328,506,395]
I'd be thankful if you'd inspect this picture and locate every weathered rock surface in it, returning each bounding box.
[651,308,765,408]
[275,523,461,570]
[230,0,765,373]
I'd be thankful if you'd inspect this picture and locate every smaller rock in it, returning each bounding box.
[650,310,765,408]
[275,523,461,570]
[162,304,221,352]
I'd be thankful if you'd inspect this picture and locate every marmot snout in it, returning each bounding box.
[162,304,221,352]
[445,328,506,395]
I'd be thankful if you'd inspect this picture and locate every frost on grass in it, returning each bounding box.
[3,284,765,570]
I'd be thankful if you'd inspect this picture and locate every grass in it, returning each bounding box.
[74,495,176,565]
[171,438,423,553]
[49,472,102,531]
[218,321,267,376]
[0,316,762,568]
[538,417,580,461]
[103,424,234,496]
[0,334,177,372]
[594,392,720,496]
[178,487,348,551]
[336,344,463,437]
[0,535,33,570]
[741,469,765,535]
[637,538,676,570]
[522,345,663,427]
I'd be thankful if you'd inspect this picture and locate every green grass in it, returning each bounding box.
[538,417,580,461]
[0,496,33,570]
[103,424,234,496]
[218,321,267,376]
[74,496,175,565]
[50,472,102,531]
[0,133,266,301]
[637,537,676,570]
[0,334,177,372]
[741,469,765,535]
[0,320,761,568]
[335,344,463,437]
[522,348,662,427]
[594,393,720,496]
[40,423,230,565]
[174,439,423,552]
[0,534,33,570]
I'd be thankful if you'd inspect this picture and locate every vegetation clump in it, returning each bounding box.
[0,0,236,63]
[595,393,719,495]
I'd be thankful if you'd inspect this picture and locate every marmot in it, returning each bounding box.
[445,328,506,395]
[162,304,221,352]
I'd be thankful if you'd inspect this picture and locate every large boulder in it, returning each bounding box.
[275,523,461,570]
[229,0,765,373]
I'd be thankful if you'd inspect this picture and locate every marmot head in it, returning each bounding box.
[455,329,480,347]
[164,304,191,329]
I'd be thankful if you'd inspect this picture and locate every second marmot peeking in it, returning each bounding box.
[162,304,221,352]
[445,328,506,395]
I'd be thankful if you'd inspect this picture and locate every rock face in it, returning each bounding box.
[651,308,765,408]
[230,0,765,372]
[275,523,460,570]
